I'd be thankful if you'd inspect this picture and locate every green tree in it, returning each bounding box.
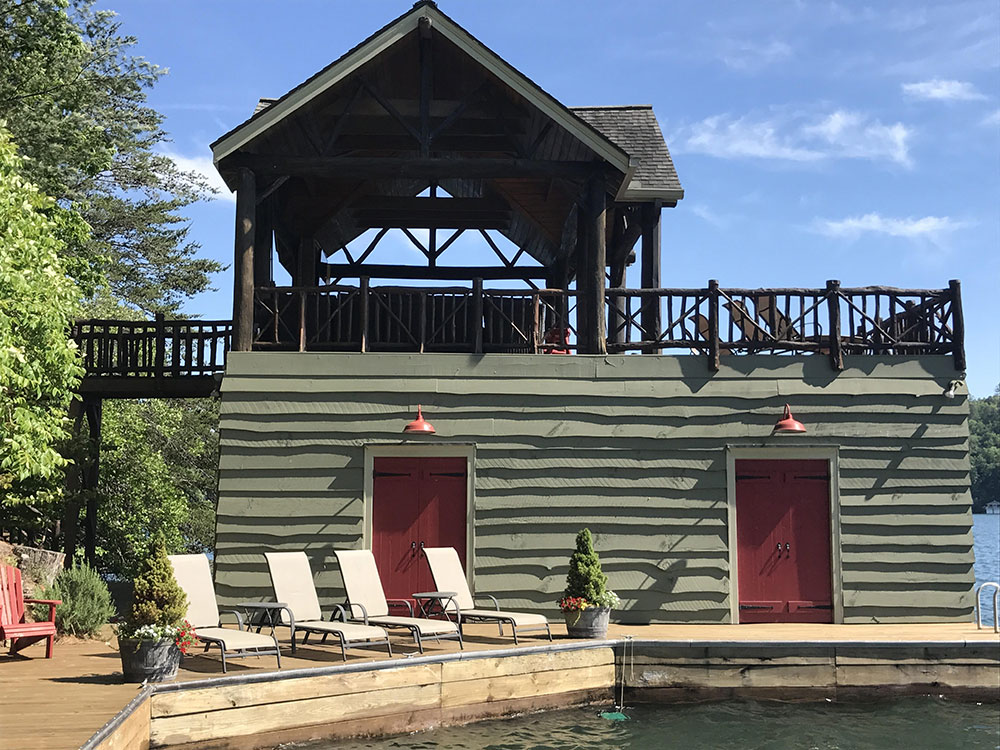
[96,398,219,579]
[0,0,223,313]
[970,387,1000,513]
[127,535,186,629]
[564,528,609,603]
[0,127,86,505]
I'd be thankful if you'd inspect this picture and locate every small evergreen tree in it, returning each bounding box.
[127,536,186,630]
[563,528,608,603]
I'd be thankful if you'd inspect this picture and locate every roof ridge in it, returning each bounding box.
[570,104,653,110]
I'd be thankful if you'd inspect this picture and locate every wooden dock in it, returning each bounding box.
[1,622,996,750]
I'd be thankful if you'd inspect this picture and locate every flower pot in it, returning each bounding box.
[563,606,611,639]
[118,637,181,683]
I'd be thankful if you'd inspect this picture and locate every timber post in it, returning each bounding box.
[640,201,662,353]
[826,279,844,371]
[83,398,102,566]
[707,279,720,372]
[232,167,256,352]
[581,175,607,354]
[471,277,484,354]
[154,312,165,380]
[950,279,966,373]
[359,277,370,353]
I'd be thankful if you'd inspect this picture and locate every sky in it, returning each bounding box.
[113,0,999,396]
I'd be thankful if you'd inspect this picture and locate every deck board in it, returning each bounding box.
[1,622,996,750]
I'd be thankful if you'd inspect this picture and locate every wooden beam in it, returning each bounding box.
[317,263,547,281]
[950,279,966,372]
[232,167,256,352]
[579,177,607,354]
[419,15,432,157]
[83,398,101,566]
[296,236,317,287]
[222,155,607,180]
[253,201,272,287]
[640,201,662,353]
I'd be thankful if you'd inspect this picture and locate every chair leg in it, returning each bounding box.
[385,637,393,658]
[339,635,347,662]
[512,626,518,645]
[220,647,228,674]
[546,624,553,641]
[289,625,297,654]
[457,629,464,650]
[46,634,54,658]
[414,630,423,653]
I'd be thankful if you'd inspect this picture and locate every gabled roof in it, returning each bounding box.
[211,1,630,175]
[572,106,683,202]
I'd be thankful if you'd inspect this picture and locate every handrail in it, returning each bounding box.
[974,582,999,633]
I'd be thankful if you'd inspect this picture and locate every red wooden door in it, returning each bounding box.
[372,456,467,601]
[735,459,833,623]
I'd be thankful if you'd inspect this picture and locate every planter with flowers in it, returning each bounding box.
[116,537,191,683]
[558,528,620,638]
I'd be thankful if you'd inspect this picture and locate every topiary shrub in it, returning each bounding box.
[120,535,187,640]
[34,564,115,637]
[559,528,619,611]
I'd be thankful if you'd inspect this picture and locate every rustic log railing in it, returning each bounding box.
[72,315,232,379]
[69,280,962,379]
[252,278,964,370]
[606,279,965,371]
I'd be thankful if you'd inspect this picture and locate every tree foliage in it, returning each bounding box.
[0,127,85,505]
[970,387,999,513]
[0,0,222,313]
[96,398,219,579]
[127,535,186,630]
[563,528,608,603]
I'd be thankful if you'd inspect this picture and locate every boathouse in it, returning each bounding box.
[206,2,974,625]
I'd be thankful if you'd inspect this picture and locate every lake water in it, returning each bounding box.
[314,700,999,750]
[294,518,1000,750]
[974,514,999,623]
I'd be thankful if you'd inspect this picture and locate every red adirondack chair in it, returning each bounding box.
[1,564,61,658]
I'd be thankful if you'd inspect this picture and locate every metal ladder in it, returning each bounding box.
[974,582,999,633]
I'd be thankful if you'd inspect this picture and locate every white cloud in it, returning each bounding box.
[981,108,1000,126]
[813,213,968,242]
[719,39,792,71]
[902,79,987,101]
[802,111,912,166]
[162,151,235,203]
[673,109,913,166]
[687,204,731,228]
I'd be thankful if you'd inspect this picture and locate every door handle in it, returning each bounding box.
[410,541,416,556]
[419,541,425,550]
[776,543,782,558]
[785,542,791,553]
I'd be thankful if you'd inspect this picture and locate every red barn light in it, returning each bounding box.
[772,404,806,435]
[403,405,436,434]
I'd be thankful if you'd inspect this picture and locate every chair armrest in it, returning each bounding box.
[440,596,462,618]
[218,609,246,630]
[474,594,500,611]
[386,598,414,617]
[24,599,61,622]
[346,601,370,624]
[328,604,348,622]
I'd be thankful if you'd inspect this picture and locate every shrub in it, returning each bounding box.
[559,528,620,611]
[35,564,115,637]
[120,536,186,640]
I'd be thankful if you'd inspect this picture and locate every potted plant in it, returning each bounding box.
[116,537,190,682]
[558,528,620,638]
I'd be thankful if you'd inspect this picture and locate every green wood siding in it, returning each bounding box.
[214,353,974,624]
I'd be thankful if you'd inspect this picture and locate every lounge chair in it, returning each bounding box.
[168,554,281,673]
[263,552,393,660]
[423,547,551,643]
[333,549,462,653]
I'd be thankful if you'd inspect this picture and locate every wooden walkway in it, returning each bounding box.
[1,622,996,750]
